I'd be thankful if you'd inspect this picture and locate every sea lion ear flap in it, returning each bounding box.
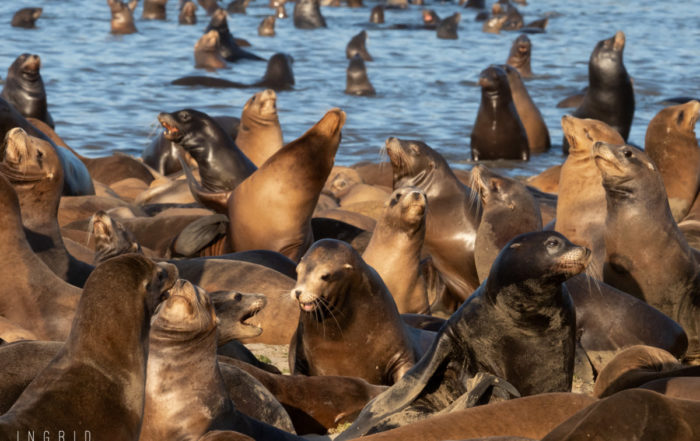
[128,0,138,11]
[343,263,353,271]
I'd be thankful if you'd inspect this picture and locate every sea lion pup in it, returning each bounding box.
[540,389,700,441]
[362,187,432,314]
[179,0,197,24]
[11,7,42,28]
[143,0,168,19]
[370,5,384,23]
[290,239,422,385]
[470,65,529,161]
[501,64,550,153]
[235,89,284,167]
[90,210,142,264]
[157,108,256,192]
[227,109,345,261]
[1,54,53,129]
[645,100,700,221]
[594,141,700,361]
[107,0,138,34]
[294,0,326,29]
[258,15,276,36]
[1,128,94,287]
[206,9,265,62]
[385,137,482,312]
[346,30,373,61]
[345,55,376,96]
[0,254,177,439]
[564,31,634,153]
[436,12,460,39]
[506,34,533,78]
[337,231,586,439]
[195,30,228,70]
[555,116,624,279]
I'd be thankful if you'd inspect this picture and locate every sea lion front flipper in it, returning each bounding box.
[170,213,229,257]
[437,372,520,414]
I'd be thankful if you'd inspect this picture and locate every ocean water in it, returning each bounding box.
[2,0,699,178]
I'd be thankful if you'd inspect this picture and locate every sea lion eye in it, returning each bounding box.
[677,111,685,126]
[623,150,633,158]
[545,238,560,249]
[320,273,331,281]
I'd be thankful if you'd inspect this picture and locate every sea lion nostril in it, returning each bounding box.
[294,289,302,299]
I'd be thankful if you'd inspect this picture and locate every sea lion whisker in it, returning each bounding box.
[318,296,345,338]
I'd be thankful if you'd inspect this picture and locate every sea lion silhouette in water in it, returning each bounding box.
[436,12,460,39]
[11,8,42,28]
[142,0,169,19]
[501,64,549,153]
[206,8,265,62]
[179,0,197,24]
[506,34,533,78]
[346,30,373,61]
[107,0,138,34]
[345,55,376,96]
[195,30,228,70]
[1,53,54,128]
[294,0,326,29]
[258,16,276,36]
[171,53,295,91]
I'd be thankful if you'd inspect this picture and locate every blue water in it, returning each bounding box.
[2,0,699,178]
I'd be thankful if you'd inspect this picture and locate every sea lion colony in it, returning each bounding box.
[0,0,699,440]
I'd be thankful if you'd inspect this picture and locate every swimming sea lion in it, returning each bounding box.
[179,0,197,24]
[1,54,53,128]
[346,30,373,61]
[195,30,228,70]
[258,15,276,36]
[143,0,168,19]
[199,0,220,14]
[276,3,288,19]
[370,5,384,23]
[294,0,326,29]
[339,231,587,438]
[235,89,284,167]
[422,10,440,29]
[227,0,250,14]
[11,8,42,28]
[345,55,376,96]
[436,12,460,39]
[206,9,265,62]
[506,34,533,78]
[107,0,138,34]
[471,65,529,161]
[502,64,550,153]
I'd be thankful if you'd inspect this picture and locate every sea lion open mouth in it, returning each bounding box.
[299,300,317,312]
[0,128,50,183]
[157,113,183,141]
[240,296,267,330]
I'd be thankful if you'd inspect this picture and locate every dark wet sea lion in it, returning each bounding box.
[370,5,384,23]
[235,89,284,167]
[294,0,326,29]
[436,12,460,39]
[385,137,482,311]
[107,0,138,34]
[11,7,42,28]
[347,30,373,61]
[463,0,485,8]
[471,65,529,161]
[195,30,228,70]
[640,376,700,400]
[179,0,197,24]
[0,254,177,439]
[595,141,700,361]
[227,109,345,261]
[258,15,276,36]
[422,10,440,29]
[206,8,265,62]
[338,231,586,438]
[158,108,256,192]
[143,0,168,19]
[199,0,221,14]
[564,31,634,153]
[1,53,53,128]
[227,0,250,14]
[290,239,424,385]
[506,34,533,78]
[502,64,550,153]
[644,100,700,221]
[345,55,376,96]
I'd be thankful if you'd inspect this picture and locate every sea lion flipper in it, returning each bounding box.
[289,325,310,375]
[177,153,230,213]
[171,214,229,257]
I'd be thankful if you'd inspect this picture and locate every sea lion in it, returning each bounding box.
[258,15,276,36]
[235,89,284,167]
[338,231,586,438]
[227,0,250,14]
[345,55,376,96]
[506,34,533,78]
[195,30,228,70]
[1,53,53,128]
[0,254,178,439]
[346,30,373,61]
[595,141,700,361]
[640,376,700,400]
[143,0,168,19]
[107,0,138,34]
[179,0,197,24]
[422,10,440,29]
[90,210,142,264]
[290,239,423,385]
[463,0,485,8]
[294,0,326,29]
[470,65,529,161]
[11,7,42,28]
[362,187,431,314]
[644,100,700,221]
[206,9,265,62]
[370,5,384,23]
[276,3,288,19]
[157,108,256,192]
[564,31,634,153]
[502,64,550,153]
[199,0,220,14]
[436,12,460,39]
[227,109,345,261]
[385,137,482,312]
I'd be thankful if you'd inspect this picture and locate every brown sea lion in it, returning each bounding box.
[227,0,250,14]
[471,65,529,161]
[502,64,550,153]
[506,34,532,78]
[276,3,288,19]
[199,0,220,15]
[370,5,384,23]
[0,254,178,439]
[258,15,276,36]
[294,0,326,29]
[525,164,560,194]
[345,55,376,96]
[143,0,168,19]
[179,0,198,24]
[195,30,228,70]
[90,210,142,264]
[107,0,138,34]
[346,30,373,61]
[11,7,42,28]
[644,100,700,221]
[639,376,700,400]
[235,89,284,167]
[227,109,345,261]
[1,54,53,128]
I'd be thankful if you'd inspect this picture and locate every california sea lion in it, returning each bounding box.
[338,231,587,438]
[436,12,460,39]
[1,54,53,128]
[90,210,142,264]
[369,5,384,23]
[347,30,373,61]
[345,55,376,96]
[0,254,178,439]
[422,10,440,29]
[385,137,481,312]
[258,15,276,36]
[290,239,423,385]
[199,0,220,14]
[195,30,228,70]
[11,8,42,28]
[143,0,168,19]
[227,0,250,14]
[107,0,138,34]
[227,109,345,261]
[644,100,700,221]
[235,89,284,167]
[471,65,529,161]
[564,31,634,153]
[594,141,700,361]
[206,9,265,62]
[276,3,288,19]
[179,0,197,24]
[502,64,550,153]
[294,0,326,29]
[506,34,533,78]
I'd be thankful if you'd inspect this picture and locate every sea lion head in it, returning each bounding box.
[472,165,536,214]
[647,100,700,139]
[10,53,41,82]
[292,239,359,315]
[385,137,443,189]
[157,108,213,145]
[195,30,221,52]
[243,89,278,121]
[561,115,624,158]
[0,127,61,186]
[209,8,229,29]
[151,279,218,339]
[261,53,295,89]
[590,30,627,78]
[210,289,267,340]
[478,65,511,98]
[422,9,439,24]
[592,141,661,200]
[513,34,531,57]
[90,210,142,264]
[385,186,427,233]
